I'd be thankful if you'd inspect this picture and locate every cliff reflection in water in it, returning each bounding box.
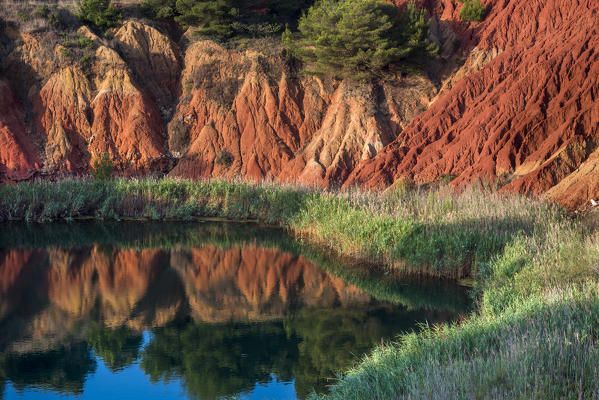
[0,222,470,399]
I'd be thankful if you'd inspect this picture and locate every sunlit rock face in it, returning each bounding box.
[347,0,599,210]
[4,0,599,207]
[0,81,39,181]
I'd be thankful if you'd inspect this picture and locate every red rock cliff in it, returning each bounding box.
[346,0,599,209]
[1,0,598,208]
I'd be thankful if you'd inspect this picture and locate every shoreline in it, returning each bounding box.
[1,177,598,398]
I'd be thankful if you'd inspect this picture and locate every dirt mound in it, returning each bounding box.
[545,147,599,210]
[280,78,434,186]
[168,38,438,184]
[345,0,599,209]
[1,20,170,176]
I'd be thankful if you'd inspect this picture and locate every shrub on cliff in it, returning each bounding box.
[143,0,313,40]
[142,0,176,20]
[91,153,114,181]
[460,0,487,22]
[77,0,121,32]
[283,0,436,81]
[215,150,234,167]
[174,0,242,39]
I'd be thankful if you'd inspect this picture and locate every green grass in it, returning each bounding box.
[1,177,598,398]
[0,178,562,280]
[316,286,599,399]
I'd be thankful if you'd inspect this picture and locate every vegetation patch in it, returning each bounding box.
[283,0,437,80]
[460,0,487,22]
[77,0,122,32]
[214,150,234,167]
[141,0,313,40]
[318,287,599,399]
[189,61,248,109]
[90,153,114,181]
[0,178,569,280]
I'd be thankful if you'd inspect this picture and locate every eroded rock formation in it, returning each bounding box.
[1,0,598,208]
[0,81,39,180]
[346,0,599,209]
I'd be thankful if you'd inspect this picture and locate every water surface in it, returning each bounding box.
[0,222,470,399]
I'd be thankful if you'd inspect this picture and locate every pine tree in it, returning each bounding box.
[175,0,242,39]
[77,0,121,32]
[460,0,487,22]
[285,0,436,81]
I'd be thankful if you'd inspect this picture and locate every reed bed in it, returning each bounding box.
[317,286,599,399]
[0,178,565,280]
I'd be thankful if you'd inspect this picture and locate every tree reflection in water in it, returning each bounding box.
[0,222,470,399]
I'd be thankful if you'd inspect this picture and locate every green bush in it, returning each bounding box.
[174,0,241,39]
[214,150,234,167]
[142,0,312,39]
[460,0,487,22]
[81,54,95,69]
[142,0,176,20]
[77,0,121,32]
[284,0,436,81]
[30,5,69,28]
[91,153,114,181]
[63,35,96,49]
[32,5,52,19]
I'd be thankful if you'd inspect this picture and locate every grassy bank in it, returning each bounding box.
[1,178,598,398]
[0,178,564,279]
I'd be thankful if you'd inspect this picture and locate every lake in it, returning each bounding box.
[0,222,470,399]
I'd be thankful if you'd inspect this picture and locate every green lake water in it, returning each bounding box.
[0,222,471,399]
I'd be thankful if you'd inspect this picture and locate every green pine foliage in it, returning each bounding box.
[142,0,313,40]
[460,0,487,22]
[141,0,177,19]
[284,0,437,81]
[174,0,241,39]
[91,153,114,181]
[77,0,121,32]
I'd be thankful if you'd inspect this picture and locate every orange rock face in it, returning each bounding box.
[33,67,93,171]
[1,22,171,175]
[2,0,599,208]
[279,78,434,186]
[0,81,39,181]
[167,40,333,180]
[113,21,182,112]
[167,38,436,184]
[346,0,599,208]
